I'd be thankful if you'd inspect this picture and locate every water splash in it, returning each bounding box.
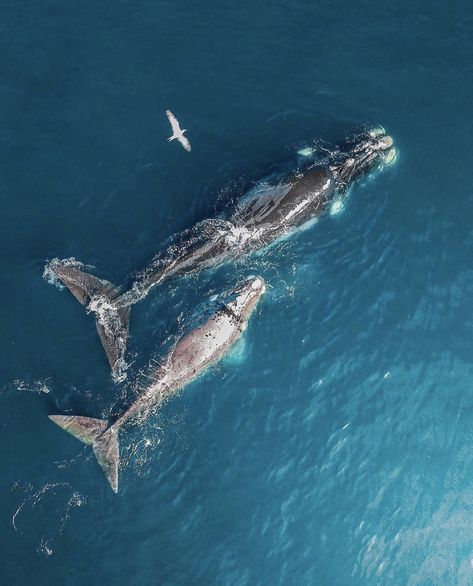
[42,257,89,289]
[87,295,130,382]
[297,147,315,157]
[12,379,51,394]
[330,198,345,216]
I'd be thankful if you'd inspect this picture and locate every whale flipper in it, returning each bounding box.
[46,262,130,379]
[49,415,119,493]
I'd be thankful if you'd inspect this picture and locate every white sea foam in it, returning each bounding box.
[88,296,129,381]
[224,224,254,247]
[297,147,315,157]
[42,257,87,290]
[330,198,344,215]
[112,358,129,383]
[12,481,87,557]
[224,335,248,365]
[38,537,53,557]
[13,379,51,394]
[11,481,69,531]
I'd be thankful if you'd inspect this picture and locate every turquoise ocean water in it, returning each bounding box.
[2,1,473,584]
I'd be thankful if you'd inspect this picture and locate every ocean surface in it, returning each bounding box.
[1,0,473,584]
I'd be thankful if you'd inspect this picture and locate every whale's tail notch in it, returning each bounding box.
[49,415,119,493]
[45,261,130,380]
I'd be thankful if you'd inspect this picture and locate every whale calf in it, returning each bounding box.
[45,127,395,379]
[49,276,266,492]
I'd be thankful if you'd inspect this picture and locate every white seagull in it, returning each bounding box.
[166,109,191,152]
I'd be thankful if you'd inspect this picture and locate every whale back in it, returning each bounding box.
[231,166,334,232]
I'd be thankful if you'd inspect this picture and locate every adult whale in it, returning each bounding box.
[45,127,395,379]
[49,277,266,492]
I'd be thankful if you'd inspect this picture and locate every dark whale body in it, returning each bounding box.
[46,127,395,378]
[125,165,334,296]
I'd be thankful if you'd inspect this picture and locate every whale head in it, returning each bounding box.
[329,126,396,191]
[225,276,266,323]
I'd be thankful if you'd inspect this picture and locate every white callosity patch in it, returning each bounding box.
[369,126,386,138]
[367,130,397,166]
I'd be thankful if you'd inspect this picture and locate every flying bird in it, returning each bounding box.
[166,109,191,152]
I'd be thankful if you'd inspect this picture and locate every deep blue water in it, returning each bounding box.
[2,0,473,584]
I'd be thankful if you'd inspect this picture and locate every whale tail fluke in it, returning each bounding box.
[49,415,120,493]
[45,261,130,381]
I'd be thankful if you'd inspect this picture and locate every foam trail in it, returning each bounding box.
[11,481,87,557]
[10,379,51,394]
[11,481,69,531]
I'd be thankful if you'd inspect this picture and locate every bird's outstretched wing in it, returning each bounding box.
[178,135,191,152]
[166,109,181,134]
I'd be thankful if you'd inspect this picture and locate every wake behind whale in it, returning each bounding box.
[44,127,396,380]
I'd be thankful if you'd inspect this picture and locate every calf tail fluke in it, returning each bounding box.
[44,260,131,381]
[49,415,120,493]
